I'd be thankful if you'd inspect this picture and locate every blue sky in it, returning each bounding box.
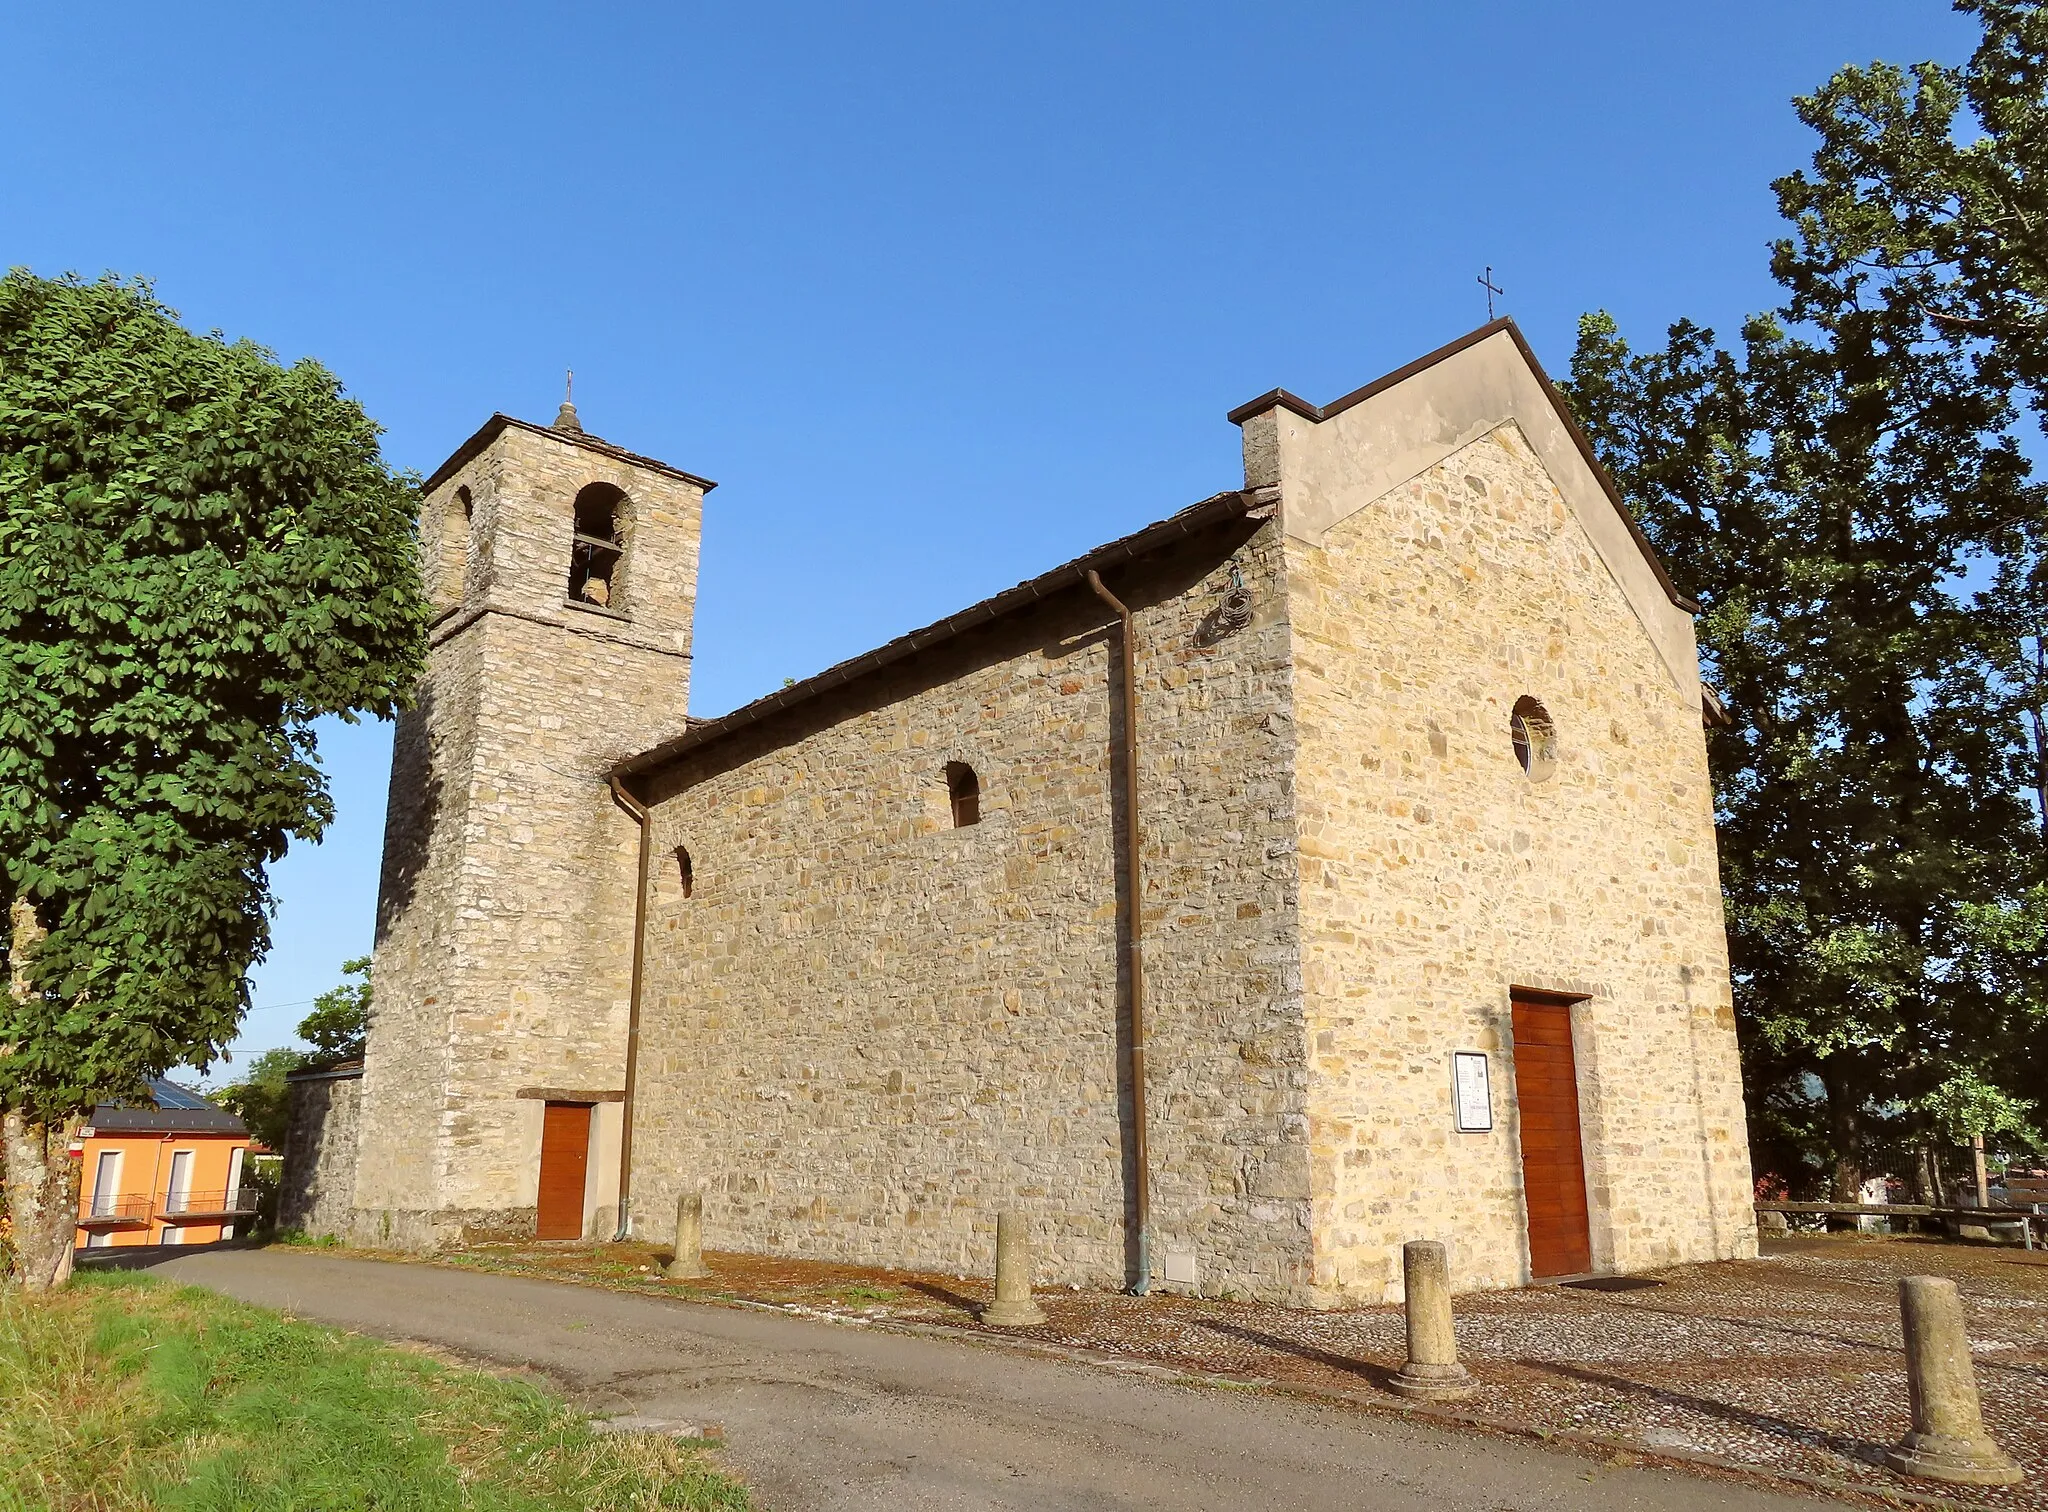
[4,2,1978,1071]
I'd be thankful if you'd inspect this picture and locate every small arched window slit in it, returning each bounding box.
[674,846,693,899]
[945,762,980,828]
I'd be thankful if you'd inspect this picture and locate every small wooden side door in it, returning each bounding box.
[1510,994,1594,1278]
[536,1102,592,1241]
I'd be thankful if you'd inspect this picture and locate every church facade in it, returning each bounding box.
[337,321,1757,1305]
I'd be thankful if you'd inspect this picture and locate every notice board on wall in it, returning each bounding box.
[1452,1051,1493,1133]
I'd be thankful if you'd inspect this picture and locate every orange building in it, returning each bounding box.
[74,1079,263,1250]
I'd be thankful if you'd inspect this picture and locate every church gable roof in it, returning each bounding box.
[614,322,1707,789]
[1228,319,1702,698]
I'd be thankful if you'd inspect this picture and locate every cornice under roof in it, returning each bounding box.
[613,488,1265,786]
[420,414,718,497]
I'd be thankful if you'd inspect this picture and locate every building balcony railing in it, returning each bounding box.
[157,1187,262,1222]
[78,1196,152,1226]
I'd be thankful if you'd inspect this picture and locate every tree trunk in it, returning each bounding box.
[1,1109,80,1290]
[1820,1062,1864,1216]
[2030,700,2048,838]
[2029,640,2047,838]
[3,896,79,1290]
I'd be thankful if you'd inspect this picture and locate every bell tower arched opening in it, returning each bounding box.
[569,482,630,610]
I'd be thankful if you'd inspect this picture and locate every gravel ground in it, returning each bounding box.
[350,1232,2047,1507]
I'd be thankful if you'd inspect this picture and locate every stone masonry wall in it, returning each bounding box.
[279,1070,362,1237]
[350,626,478,1232]
[1281,422,1756,1301]
[352,422,704,1247]
[630,514,1318,1302]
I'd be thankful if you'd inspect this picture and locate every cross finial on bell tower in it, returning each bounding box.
[553,368,584,433]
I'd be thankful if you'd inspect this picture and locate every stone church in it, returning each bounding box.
[305,320,1758,1305]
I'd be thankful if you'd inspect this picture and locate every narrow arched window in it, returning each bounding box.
[674,845,693,899]
[438,485,473,607]
[568,482,627,609]
[945,762,980,827]
[1510,696,1558,782]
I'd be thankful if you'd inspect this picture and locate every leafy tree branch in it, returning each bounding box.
[0,272,424,1287]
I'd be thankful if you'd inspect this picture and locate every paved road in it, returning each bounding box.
[147,1250,1825,1512]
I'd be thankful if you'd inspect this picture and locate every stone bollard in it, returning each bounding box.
[664,1191,708,1281]
[1884,1275,2023,1486]
[981,1212,1048,1327]
[1388,1240,1477,1402]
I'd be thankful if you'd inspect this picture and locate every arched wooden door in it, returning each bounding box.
[1510,993,1593,1278]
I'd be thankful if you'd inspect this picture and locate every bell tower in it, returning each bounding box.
[349,399,711,1247]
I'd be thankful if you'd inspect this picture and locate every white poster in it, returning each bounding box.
[1453,1051,1493,1132]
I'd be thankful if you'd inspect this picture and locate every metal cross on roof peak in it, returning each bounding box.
[1478,266,1505,321]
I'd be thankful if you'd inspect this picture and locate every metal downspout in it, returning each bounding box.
[609,775,653,1242]
[1087,569,1151,1295]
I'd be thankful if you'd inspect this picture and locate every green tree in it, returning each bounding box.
[213,1046,302,1159]
[296,954,371,1066]
[214,957,373,1154]
[0,272,425,1289]
[1562,1,2048,1200]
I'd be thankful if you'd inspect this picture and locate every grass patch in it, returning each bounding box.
[824,1284,900,1305]
[0,1271,749,1512]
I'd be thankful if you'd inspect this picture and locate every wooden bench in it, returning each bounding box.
[1755,1201,2041,1250]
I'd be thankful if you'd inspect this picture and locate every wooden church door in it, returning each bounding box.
[1510,993,1594,1278]
[536,1102,591,1240]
